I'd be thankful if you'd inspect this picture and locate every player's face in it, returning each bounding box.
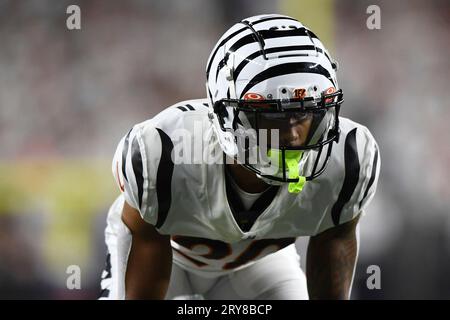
[257,112,313,148]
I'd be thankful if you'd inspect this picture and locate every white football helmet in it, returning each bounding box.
[206,14,343,192]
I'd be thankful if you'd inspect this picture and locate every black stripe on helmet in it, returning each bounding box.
[206,16,299,78]
[228,27,318,61]
[331,128,360,226]
[239,62,334,98]
[218,27,318,82]
[215,45,334,83]
[228,45,317,82]
[315,47,334,67]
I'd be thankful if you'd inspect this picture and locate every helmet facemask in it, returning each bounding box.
[212,88,343,193]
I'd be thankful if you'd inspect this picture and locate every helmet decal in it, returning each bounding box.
[243,93,265,101]
[293,88,307,99]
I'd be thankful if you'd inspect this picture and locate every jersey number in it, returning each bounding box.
[172,236,295,270]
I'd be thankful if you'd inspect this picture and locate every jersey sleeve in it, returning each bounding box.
[112,122,163,226]
[317,125,381,233]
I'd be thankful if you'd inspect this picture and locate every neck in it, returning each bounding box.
[226,162,270,194]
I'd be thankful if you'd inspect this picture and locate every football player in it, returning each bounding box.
[99,14,380,300]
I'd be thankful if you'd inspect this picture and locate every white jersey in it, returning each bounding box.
[109,98,380,276]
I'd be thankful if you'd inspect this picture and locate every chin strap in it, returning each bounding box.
[268,149,306,194]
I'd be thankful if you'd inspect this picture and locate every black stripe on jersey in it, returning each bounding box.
[103,253,111,279]
[239,62,334,99]
[331,128,360,226]
[155,129,174,229]
[99,253,111,298]
[131,136,144,209]
[223,238,295,270]
[121,129,132,182]
[177,105,196,112]
[99,288,109,298]
[228,45,317,82]
[359,147,379,210]
[206,16,299,77]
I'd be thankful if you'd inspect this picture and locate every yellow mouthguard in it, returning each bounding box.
[267,149,306,194]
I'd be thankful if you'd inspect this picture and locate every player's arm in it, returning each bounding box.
[121,200,172,299]
[306,214,360,300]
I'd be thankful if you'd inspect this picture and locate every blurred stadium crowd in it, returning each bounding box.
[0,0,449,299]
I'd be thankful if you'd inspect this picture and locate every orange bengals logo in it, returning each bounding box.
[325,87,336,104]
[243,92,272,108]
[243,93,265,101]
[293,88,307,99]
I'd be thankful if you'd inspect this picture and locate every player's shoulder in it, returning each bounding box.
[331,117,379,174]
[338,117,378,151]
[142,98,210,131]
[314,116,380,228]
[123,98,210,147]
[111,98,210,224]
[327,116,380,184]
